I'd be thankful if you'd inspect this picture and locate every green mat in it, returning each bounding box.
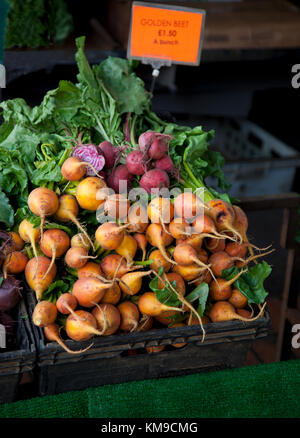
[0,0,9,63]
[0,359,299,418]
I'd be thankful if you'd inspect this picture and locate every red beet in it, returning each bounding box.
[107,164,134,193]
[126,150,150,175]
[138,131,155,153]
[140,169,170,194]
[148,137,168,160]
[98,141,118,169]
[0,277,22,312]
[155,155,174,172]
[138,131,170,160]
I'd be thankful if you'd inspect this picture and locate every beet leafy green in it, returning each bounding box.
[222,262,272,305]
[0,35,229,227]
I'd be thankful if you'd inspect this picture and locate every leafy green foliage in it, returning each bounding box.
[42,280,67,303]
[6,0,47,49]
[149,268,181,308]
[200,150,231,192]
[42,222,74,236]
[75,37,122,144]
[5,0,73,49]
[161,123,230,199]
[0,34,231,230]
[13,207,39,228]
[0,191,14,226]
[1,33,232,227]
[208,188,239,206]
[98,57,150,115]
[42,274,76,303]
[185,283,209,317]
[149,269,210,319]
[222,262,272,304]
[75,36,149,144]
[183,129,215,173]
[48,0,74,44]
[31,161,62,187]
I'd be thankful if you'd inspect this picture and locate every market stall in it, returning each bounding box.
[0,0,299,420]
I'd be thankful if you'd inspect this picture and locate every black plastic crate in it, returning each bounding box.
[0,297,36,404]
[26,290,271,397]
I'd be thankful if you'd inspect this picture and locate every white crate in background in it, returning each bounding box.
[203,118,300,198]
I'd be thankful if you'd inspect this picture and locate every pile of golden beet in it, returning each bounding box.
[2,181,270,354]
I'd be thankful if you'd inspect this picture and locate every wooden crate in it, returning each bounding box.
[26,289,270,396]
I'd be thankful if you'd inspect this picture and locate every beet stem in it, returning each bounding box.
[91,302,108,335]
[162,273,205,342]
[236,301,267,322]
[68,212,95,251]
[42,247,56,280]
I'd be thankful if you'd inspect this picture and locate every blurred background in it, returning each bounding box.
[1,0,300,366]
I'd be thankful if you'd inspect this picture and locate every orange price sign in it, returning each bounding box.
[127,2,206,66]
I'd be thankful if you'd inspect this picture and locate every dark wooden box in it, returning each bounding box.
[26,290,270,396]
[0,298,36,404]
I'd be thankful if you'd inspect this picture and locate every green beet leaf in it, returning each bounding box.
[31,161,62,186]
[200,149,231,191]
[0,191,14,227]
[149,268,181,308]
[42,274,76,303]
[185,282,209,317]
[97,56,150,115]
[222,262,272,304]
[42,222,74,236]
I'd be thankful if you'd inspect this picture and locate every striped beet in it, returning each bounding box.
[73,145,105,176]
